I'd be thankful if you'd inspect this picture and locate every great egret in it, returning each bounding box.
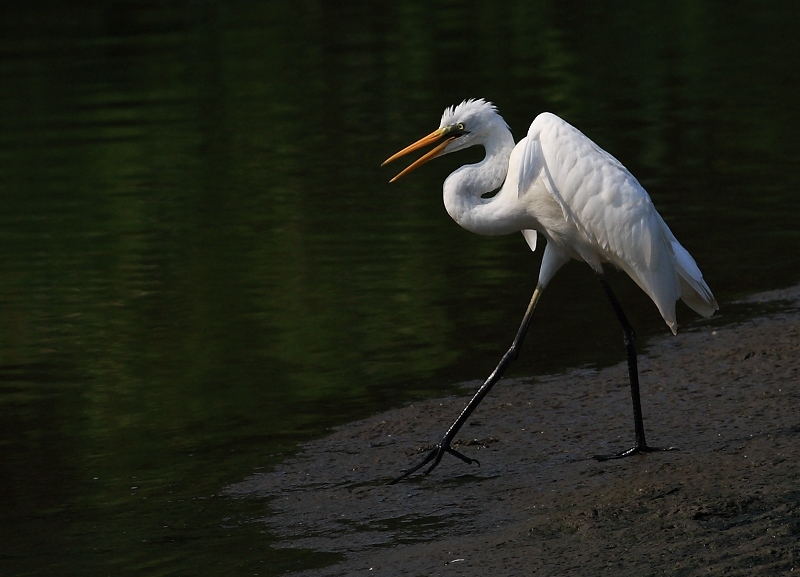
[382,99,718,483]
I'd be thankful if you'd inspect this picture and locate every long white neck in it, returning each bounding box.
[442,126,520,236]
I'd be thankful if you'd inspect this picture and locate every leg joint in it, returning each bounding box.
[504,346,520,363]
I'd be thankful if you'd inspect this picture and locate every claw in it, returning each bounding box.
[387,441,479,484]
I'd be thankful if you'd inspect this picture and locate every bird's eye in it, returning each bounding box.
[456,123,466,131]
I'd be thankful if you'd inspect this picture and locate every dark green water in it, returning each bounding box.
[1,2,799,575]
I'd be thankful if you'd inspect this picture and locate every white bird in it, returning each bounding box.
[382,99,718,483]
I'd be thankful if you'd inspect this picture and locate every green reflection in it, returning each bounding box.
[1,1,800,575]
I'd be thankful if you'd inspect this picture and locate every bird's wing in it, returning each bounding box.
[520,113,654,258]
[519,113,681,328]
[518,134,544,199]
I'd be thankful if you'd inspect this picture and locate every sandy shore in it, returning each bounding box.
[227,285,800,576]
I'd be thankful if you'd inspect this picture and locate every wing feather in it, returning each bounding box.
[517,112,716,332]
[522,113,683,329]
[517,135,544,198]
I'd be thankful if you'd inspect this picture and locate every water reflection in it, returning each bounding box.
[1,1,799,575]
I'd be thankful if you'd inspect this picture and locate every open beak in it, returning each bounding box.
[382,127,456,183]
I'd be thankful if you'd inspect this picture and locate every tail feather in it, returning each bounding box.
[671,239,718,318]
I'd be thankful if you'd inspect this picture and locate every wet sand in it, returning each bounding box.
[227,285,800,576]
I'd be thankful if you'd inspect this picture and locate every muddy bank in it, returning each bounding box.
[227,286,800,576]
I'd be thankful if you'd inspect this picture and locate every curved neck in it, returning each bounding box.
[443,126,518,235]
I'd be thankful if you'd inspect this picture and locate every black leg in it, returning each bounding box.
[388,285,544,484]
[593,273,675,460]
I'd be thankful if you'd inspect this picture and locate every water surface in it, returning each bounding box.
[1,2,800,575]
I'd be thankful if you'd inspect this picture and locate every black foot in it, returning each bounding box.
[593,444,678,462]
[388,441,480,485]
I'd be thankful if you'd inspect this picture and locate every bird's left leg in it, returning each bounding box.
[593,273,675,461]
[388,285,544,484]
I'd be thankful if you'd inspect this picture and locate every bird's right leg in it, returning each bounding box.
[388,285,544,484]
[592,273,675,460]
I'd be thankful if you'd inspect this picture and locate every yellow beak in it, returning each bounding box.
[382,127,456,183]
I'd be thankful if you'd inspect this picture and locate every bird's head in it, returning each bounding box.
[382,98,506,182]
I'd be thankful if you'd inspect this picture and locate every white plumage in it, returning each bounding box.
[430,99,717,333]
[382,99,718,481]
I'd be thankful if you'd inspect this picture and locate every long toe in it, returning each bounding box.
[389,439,482,483]
[593,444,678,461]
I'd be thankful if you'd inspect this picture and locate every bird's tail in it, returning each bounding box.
[672,238,718,318]
[648,214,718,335]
